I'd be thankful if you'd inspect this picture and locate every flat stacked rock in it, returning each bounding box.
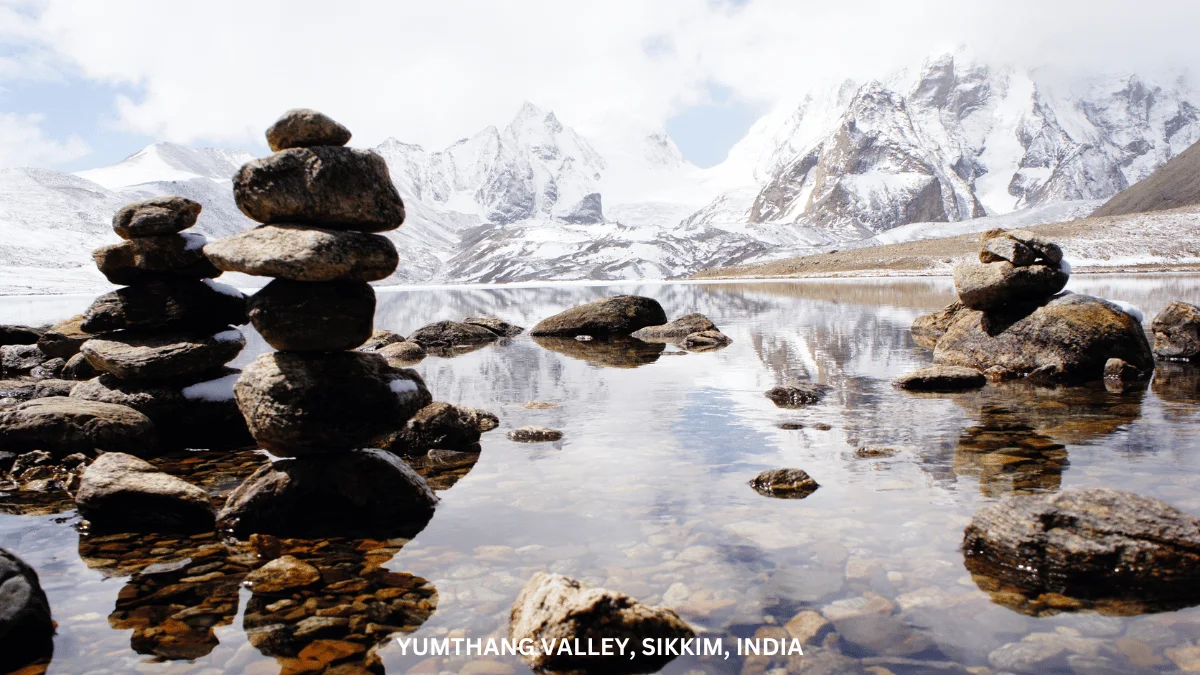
[909,229,1153,384]
[70,196,250,449]
[207,109,437,537]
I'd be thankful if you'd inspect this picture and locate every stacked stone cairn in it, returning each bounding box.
[904,228,1153,388]
[68,196,250,449]
[203,109,438,537]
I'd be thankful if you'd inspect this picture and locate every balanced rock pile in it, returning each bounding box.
[909,229,1153,385]
[69,196,249,448]
[205,109,438,537]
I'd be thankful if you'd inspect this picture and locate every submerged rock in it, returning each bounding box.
[934,294,1154,384]
[379,402,494,455]
[93,233,220,285]
[682,329,732,351]
[233,146,405,232]
[357,328,406,352]
[376,341,426,365]
[953,260,1069,312]
[895,365,986,392]
[507,426,563,442]
[765,382,827,407]
[81,329,246,382]
[75,452,214,533]
[407,320,498,352]
[244,555,320,593]
[463,316,525,337]
[749,468,820,498]
[81,279,247,333]
[112,196,202,239]
[1151,301,1200,360]
[963,488,1200,611]
[509,572,694,673]
[234,351,430,456]
[910,301,965,349]
[631,313,718,342]
[247,279,375,352]
[216,448,437,538]
[530,295,668,338]
[265,108,352,151]
[0,548,55,673]
[203,224,398,282]
[0,397,157,456]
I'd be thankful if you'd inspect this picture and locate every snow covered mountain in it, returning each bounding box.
[2,53,1199,293]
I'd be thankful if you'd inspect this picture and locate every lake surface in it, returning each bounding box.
[4,275,1200,674]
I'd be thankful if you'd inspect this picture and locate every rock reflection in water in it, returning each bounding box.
[1152,361,1200,405]
[954,409,1068,496]
[533,335,665,368]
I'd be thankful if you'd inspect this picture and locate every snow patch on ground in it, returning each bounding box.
[181,372,239,402]
[202,279,244,298]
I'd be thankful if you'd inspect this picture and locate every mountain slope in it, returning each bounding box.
[1091,137,1200,217]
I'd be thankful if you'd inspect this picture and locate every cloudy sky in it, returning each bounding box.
[1,0,1198,171]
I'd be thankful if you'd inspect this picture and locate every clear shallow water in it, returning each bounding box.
[3,275,1200,674]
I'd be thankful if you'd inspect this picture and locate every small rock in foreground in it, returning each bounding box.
[0,397,157,456]
[764,382,827,407]
[507,426,563,442]
[509,572,694,673]
[76,452,214,532]
[0,548,55,673]
[243,554,321,593]
[750,468,820,498]
[894,365,986,392]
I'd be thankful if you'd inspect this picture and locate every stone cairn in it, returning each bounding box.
[70,196,249,449]
[204,109,438,537]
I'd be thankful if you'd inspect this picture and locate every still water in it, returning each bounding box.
[4,275,1200,674]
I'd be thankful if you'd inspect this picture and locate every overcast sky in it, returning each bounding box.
[1,0,1198,171]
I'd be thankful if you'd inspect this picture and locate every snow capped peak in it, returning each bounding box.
[76,142,254,191]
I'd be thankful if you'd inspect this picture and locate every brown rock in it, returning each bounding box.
[37,315,92,358]
[910,301,965,349]
[0,325,43,346]
[233,146,405,232]
[979,230,1037,266]
[530,295,668,338]
[894,365,986,392]
[81,329,245,382]
[463,317,524,337]
[112,196,201,239]
[266,109,352,151]
[0,397,156,456]
[749,468,820,498]
[216,449,437,538]
[380,402,488,455]
[81,280,246,333]
[407,320,498,351]
[631,313,718,342]
[203,224,398,281]
[75,452,213,532]
[376,341,426,365]
[506,426,562,442]
[234,351,431,456]
[60,353,98,380]
[682,330,731,351]
[1151,301,1200,360]
[1,344,45,375]
[934,293,1154,383]
[509,572,694,672]
[248,280,375,352]
[357,328,405,352]
[244,555,321,594]
[953,259,1069,311]
[764,382,827,407]
[93,233,220,285]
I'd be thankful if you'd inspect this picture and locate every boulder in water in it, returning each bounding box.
[895,365,986,392]
[765,382,827,407]
[408,320,498,352]
[509,572,694,673]
[682,329,732,351]
[380,402,493,455]
[507,426,563,442]
[112,196,202,239]
[75,452,214,532]
[910,301,965,349]
[0,548,55,673]
[233,146,405,231]
[463,316,524,337]
[1151,301,1200,360]
[631,313,718,342]
[530,295,668,338]
[376,341,426,365]
[749,468,820,498]
[358,328,406,352]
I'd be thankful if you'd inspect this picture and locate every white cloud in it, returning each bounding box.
[0,112,89,168]
[10,0,1200,153]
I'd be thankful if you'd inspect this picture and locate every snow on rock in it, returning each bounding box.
[1108,299,1145,323]
[201,279,244,298]
[181,372,239,402]
[213,329,243,343]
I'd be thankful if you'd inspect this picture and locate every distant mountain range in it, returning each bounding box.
[2,53,1198,293]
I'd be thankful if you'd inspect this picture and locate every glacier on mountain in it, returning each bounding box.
[1,54,1198,293]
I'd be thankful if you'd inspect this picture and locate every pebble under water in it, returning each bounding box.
[4,275,1200,674]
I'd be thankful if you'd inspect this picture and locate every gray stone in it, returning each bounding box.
[979,230,1037,266]
[265,108,352,151]
[749,468,820,499]
[953,259,1069,311]
[2,344,46,375]
[76,452,214,532]
[81,329,245,382]
[934,293,1154,383]
[216,448,437,538]
[765,382,828,407]
[92,233,220,285]
[0,548,55,673]
[203,224,398,281]
[894,365,986,392]
[0,325,42,346]
[60,353,98,380]
[1006,228,1064,264]
[682,330,732,351]
[507,426,563,442]
[81,279,247,333]
[29,358,65,380]
[988,640,1067,673]
[376,341,426,365]
[112,196,201,239]
[509,572,694,673]
[233,146,405,232]
[631,313,718,341]
[358,329,406,351]
[408,320,498,351]
[1151,301,1200,360]
[0,397,157,457]
[234,351,431,456]
[463,317,525,337]
[835,613,935,657]
[247,280,375,352]
[32,379,76,399]
[530,295,668,338]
